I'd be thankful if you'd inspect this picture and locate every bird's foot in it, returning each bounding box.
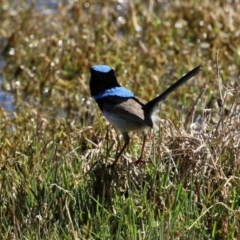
[132,157,149,165]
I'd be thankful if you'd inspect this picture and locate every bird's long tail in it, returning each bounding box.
[144,65,202,113]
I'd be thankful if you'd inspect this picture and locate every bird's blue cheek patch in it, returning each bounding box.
[93,87,134,100]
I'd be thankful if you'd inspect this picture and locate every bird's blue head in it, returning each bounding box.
[89,65,121,96]
[89,65,135,100]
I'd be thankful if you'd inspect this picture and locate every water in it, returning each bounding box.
[0,0,65,113]
[0,56,16,112]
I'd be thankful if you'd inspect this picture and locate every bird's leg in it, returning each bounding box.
[139,134,147,160]
[111,132,129,166]
[133,131,148,165]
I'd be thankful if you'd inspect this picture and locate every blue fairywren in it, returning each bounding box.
[90,65,202,164]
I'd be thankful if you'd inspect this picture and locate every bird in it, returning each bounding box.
[89,64,202,165]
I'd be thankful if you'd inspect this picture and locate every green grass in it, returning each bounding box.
[0,0,240,239]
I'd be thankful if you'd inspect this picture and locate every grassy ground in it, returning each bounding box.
[0,0,240,239]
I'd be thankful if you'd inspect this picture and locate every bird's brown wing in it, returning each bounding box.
[102,97,154,129]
